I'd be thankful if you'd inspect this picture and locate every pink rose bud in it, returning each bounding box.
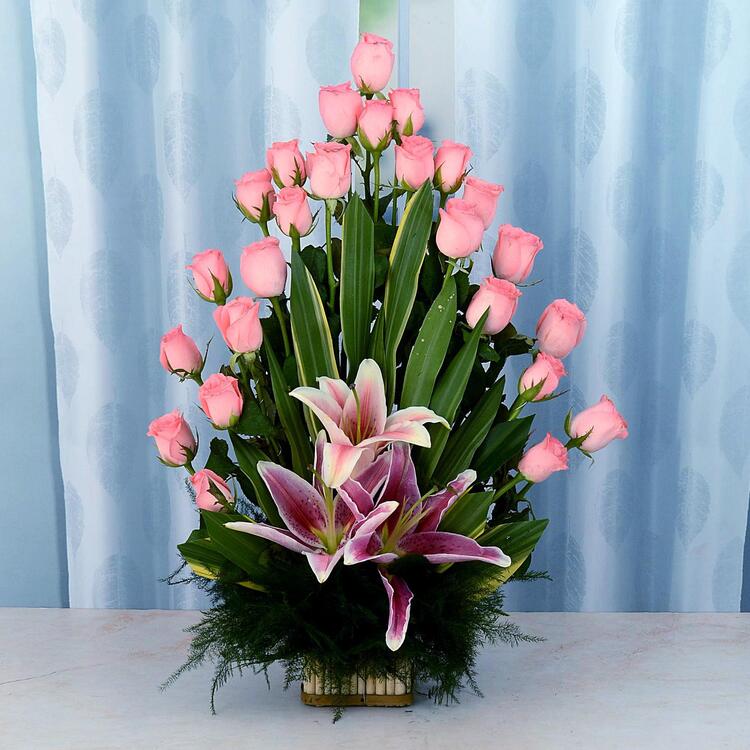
[147,410,196,467]
[319,82,363,138]
[240,237,287,298]
[466,277,521,335]
[536,299,587,359]
[434,140,472,193]
[190,469,233,511]
[436,198,485,258]
[234,169,275,221]
[199,373,244,429]
[265,139,306,188]
[213,296,263,354]
[518,433,569,483]
[357,99,394,151]
[519,352,566,400]
[272,186,313,237]
[159,325,203,378]
[462,176,504,229]
[350,32,395,93]
[186,249,232,303]
[492,224,544,283]
[306,142,352,199]
[395,135,435,190]
[389,88,425,135]
[570,396,629,452]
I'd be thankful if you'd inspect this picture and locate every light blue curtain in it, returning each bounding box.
[30,0,359,608]
[450,0,750,611]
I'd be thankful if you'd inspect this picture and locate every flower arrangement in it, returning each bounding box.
[152,32,628,711]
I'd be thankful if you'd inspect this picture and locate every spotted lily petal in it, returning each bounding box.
[417,470,477,532]
[225,521,316,555]
[305,548,344,583]
[338,478,374,517]
[398,531,511,566]
[379,570,414,652]
[381,443,421,507]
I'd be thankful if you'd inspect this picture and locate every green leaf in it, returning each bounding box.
[401,275,457,408]
[300,244,328,290]
[418,309,488,480]
[231,400,277,437]
[478,519,549,586]
[177,528,245,581]
[438,490,495,538]
[434,376,506,485]
[264,343,311,477]
[369,309,386,374]
[381,181,434,403]
[229,433,282,526]
[473,415,534,483]
[340,194,375,378]
[290,248,338,386]
[201,510,275,587]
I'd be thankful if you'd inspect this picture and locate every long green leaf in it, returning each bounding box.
[229,433,282,526]
[418,309,488,480]
[382,181,434,402]
[201,510,275,587]
[434,376,506,484]
[473,415,534,482]
[290,249,338,386]
[264,343,310,477]
[478,519,549,586]
[340,194,375,378]
[400,275,457,408]
[438,490,495,538]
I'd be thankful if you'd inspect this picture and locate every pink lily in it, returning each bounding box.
[224,434,391,583]
[290,358,449,488]
[344,444,511,651]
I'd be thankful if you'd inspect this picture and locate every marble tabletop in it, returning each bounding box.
[1,609,748,749]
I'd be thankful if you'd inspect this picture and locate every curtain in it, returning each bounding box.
[450,0,750,611]
[30,0,359,608]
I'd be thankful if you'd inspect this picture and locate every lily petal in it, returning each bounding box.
[398,531,511,566]
[317,376,350,409]
[344,530,398,565]
[351,500,400,539]
[225,521,316,555]
[351,450,391,495]
[305,548,344,583]
[379,571,414,652]
[386,406,450,430]
[313,430,327,494]
[417,469,477,532]
[341,359,388,441]
[256,461,328,547]
[338,478,374,516]
[358,421,433,449]
[321,443,364,488]
[381,443,421,506]
[290,387,350,444]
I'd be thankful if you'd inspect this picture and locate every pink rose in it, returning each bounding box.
[213,296,263,354]
[570,396,629,452]
[434,140,472,193]
[240,237,287,298]
[518,433,569,483]
[350,32,394,93]
[357,99,394,151]
[463,177,504,229]
[319,82,363,138]
[147,410,196,467]
[436,198,485,258]
[519,352,566,400]
[272,186,313,237]
[492,224,544,283]
[395,135,434,190]
[199,373,244,429]
[159,325,203,378]
[186,249,232,303]
[306,142,352,199]
[190,469,233,512]
[536,299,587,358]
[265,139,306,188]
[465,277,521,335]
[389,88,425,135]
[234,169,275,220]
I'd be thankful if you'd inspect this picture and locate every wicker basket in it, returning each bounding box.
[300,665,413,707]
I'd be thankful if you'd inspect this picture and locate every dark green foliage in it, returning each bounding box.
[164,556,540,714]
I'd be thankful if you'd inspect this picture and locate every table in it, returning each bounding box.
[1,610,748,749]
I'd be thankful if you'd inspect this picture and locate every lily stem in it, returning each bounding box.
[271,296,291,358]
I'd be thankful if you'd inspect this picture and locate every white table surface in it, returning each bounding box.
[1,609,749,749]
